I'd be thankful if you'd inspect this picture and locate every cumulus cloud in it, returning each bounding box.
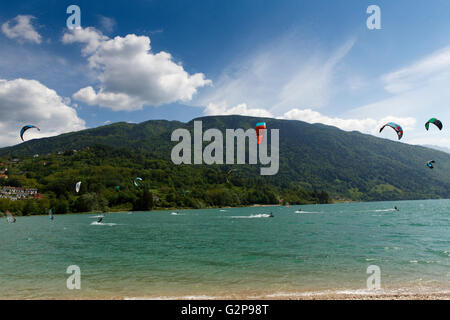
[203,102,417,142]
[63,27,211,111]
[280,108,416,137]
[62,27,108,56]
[1,15,42,44]
[204,102,273,117]
[0,79,85,146]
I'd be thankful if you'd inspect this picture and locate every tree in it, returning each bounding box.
[133,187,153,211]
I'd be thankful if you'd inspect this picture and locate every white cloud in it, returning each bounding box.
[382,46,450,94]
[204,102,273,117]
[280,108,416,137]
[196,37,355,115]
[408,137,450,149]
[203,102,417,142]
[62,27,108,56]
[1,15,42,44]
[348,45,450,148]
[274,39,355,114]
[63,27,211,111]
[0,79,85,147]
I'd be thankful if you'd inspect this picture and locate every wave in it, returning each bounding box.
[230,214,273,219]
[371,209,396,212]
[409,223,429,227]
[90,222,117,226]
[295,211,322,214]
[125,295,216,300]
[125,287,450,300]
[90,215,105,218]
[261,287,450,299]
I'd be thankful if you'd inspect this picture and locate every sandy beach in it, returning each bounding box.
[274,292,450,300]
[119,287,450,300]
[4,291,450,300]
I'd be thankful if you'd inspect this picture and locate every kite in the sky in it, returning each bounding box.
[256,122,267,145]
[426,160,435,169]
[20,125,40,141]
[379,122,403,140]
[425,118,443,131]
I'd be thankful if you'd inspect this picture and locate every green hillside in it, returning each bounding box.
[0,115,449,215]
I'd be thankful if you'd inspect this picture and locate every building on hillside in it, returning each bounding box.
[0,187,41,200]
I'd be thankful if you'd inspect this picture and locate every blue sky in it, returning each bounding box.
[0,0,449,148]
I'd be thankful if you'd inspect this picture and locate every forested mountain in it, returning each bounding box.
[1,115,449,215]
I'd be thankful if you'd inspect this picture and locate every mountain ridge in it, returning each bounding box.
[1,115,449,203]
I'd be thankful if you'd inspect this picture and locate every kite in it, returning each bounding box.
[134,177,143,187]
[426,160,435,169]
[379,122,403,140]
[20,125,40,141]
[75,181,81,193]
[256,122,267,145]
[425,118,443,131]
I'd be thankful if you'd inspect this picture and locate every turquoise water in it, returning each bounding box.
[1,199,449,299]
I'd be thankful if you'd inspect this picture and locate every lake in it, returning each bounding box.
[1,199,449,299]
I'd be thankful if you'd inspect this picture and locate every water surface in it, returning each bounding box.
[1,199,449,299]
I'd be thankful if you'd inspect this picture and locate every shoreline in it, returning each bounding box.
[122,287,450,300]
[5,289,449,300]
[125,293,450,300]
[8,197,448,218]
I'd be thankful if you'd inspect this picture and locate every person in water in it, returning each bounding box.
[394,206,399,211]
[97,217,103,223]
[269,212,274,217]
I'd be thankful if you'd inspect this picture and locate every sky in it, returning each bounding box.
[0,0,449,148]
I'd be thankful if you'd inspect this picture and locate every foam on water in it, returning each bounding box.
[90,222,118,226]
[170,212,185,216]
[230,214,272,218]
[125,295,216,300]
[294,211,322,214]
